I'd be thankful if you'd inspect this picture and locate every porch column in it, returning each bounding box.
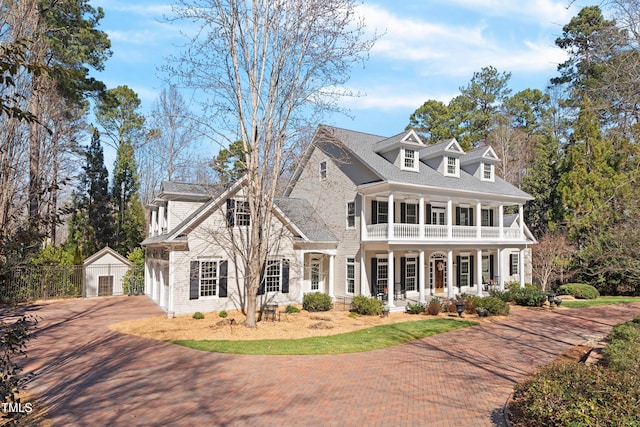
[360,250,369,296]
[447,199,453,239]
[447,249,454,299]
[144,258,151,295]
[151,265,157,301]
[496,248,504,291]
[387,250,395,308]
[476,249,483,296]
[419,196,425,239]
[168,253,174,314]
[499,204,504,239]
[360,194,366,240]
[159,268,166,309]
[518,204,524,240]
[519,248,526,288]
[388,193,394,239]
[150,209,157,236]
[328,254,335,299]
[418,249,426,303]
[299,251,306,303]
[158,205,165,232]
[476,201,482,239]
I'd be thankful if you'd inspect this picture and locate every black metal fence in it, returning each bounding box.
[0,265,143,304]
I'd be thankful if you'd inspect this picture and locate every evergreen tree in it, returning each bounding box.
[67,128,114,256]
[112,141,144,255]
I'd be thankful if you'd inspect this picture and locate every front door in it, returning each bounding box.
[434,260,445,293]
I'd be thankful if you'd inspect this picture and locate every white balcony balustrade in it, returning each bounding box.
[364,223,523,241]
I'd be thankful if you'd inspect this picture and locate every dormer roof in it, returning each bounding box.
[460,146,500,166]
[418,138,464,161]
[373,129,424,154]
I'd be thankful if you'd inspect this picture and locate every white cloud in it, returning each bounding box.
[438,0,576,27]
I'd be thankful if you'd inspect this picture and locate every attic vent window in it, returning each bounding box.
[445,156,459,177]
[319,161,327,180]
[402,148,418,171]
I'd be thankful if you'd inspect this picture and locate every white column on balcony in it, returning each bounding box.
[159,205,166,232]
[419,250,426,303]
[419,196,425,239]
[476,201,482,239]
[447,249,454,298]
[150,209,157,235]
[496,248,504,291]
[328,254,335,299]
[388,193,394,239]
[518,204,524,240]
[447,199,453,239]
[498,204,504,239]
[476,249,483,296]
[387,250,395,308]
[519,248,526,288]
[360,194,366,240]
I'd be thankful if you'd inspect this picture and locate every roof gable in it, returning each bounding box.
[83,246,131,266]
[460,146,500,165]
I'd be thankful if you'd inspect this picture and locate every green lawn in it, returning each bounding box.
[172,318,477,355]
[561,296,640,308]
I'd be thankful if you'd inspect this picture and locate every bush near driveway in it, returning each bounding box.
[556,283,600,299]
[510,314,640,427]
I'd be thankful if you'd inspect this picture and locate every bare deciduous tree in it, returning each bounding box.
[165,0,375,327]
[532,231,571,292]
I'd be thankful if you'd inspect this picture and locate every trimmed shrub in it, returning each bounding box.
[406,302,425,314]
[556,283,600,299]
[489,289,512,303]
[303,292,333,312]
[350,295,383,316]
[426,297,441,315]
[285,305,300,314]
[192,312,205,319]
[476,296,510,316]
[602,317,640,372]
[510,287,547,307]
[218,310,228,318]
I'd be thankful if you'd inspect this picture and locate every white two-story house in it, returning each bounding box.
[142,125,535,315]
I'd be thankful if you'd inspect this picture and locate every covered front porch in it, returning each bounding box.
[360,246,527,310]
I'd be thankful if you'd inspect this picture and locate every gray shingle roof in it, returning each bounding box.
[460,146,499,164]
[319,125,533,201]
[275,197,338,242]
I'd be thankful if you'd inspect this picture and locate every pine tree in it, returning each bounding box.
[112,141,144,255]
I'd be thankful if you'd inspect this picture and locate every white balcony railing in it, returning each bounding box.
[364,223,523,241]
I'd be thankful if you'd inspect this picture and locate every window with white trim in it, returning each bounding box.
[445,156,459,176]
[510,253,519,275]
[404,203,417,224]
[402,148,418,171]
[377,257,388,294]
[405,257,417,291]
[346,201,355,228]
[482,162,494,181]
[319,161,327,180]
[377,201,388,224]
[459,256,470,287]
[346,257,355,294]
[235,200,250,226]
[265,259,282,292]
[200,260,219,297]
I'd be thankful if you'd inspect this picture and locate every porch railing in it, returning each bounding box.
[365,223,523,241]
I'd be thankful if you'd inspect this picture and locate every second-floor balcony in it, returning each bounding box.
[364,223,523,242]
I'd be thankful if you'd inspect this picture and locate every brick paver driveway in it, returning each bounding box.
[14,296,640,426]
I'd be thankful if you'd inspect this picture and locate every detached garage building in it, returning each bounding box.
[83,246,132,297]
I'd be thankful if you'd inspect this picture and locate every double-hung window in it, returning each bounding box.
[377,201,388,224]
[445,156,459,176]
[482,162,494,181]
[319,161,327,180]
[226,199,250,227]
[402,148,417,171]
[190,259,228,299]
[258,259,290,294]
[200,261,218,297]
[346,201,356,228]
[510,253,519,275]
[346,257,355,294]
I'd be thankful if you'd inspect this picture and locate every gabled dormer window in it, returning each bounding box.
[226,199,250,227]
[445,156,459,177]
[401,148,418,171]
[482,162,494,181]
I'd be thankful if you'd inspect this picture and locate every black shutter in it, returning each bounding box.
[219,260,228,297]
[455,207,461,225]
[400,203,406,224]
[281,259,290,293]
[456,256,461,288]
[470,255,475,286]
[258,263,265,295]
[489,255,495,281]
[400,257,406,291]
[226,199,235,227]
[189,261,199,300]
[489,210,494,227]
[426,204,432,224]
[469,208,474,226]
[371,258,378,295]
[372,200,378,225]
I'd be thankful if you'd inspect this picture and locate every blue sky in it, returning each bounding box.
[93,0,590,146]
